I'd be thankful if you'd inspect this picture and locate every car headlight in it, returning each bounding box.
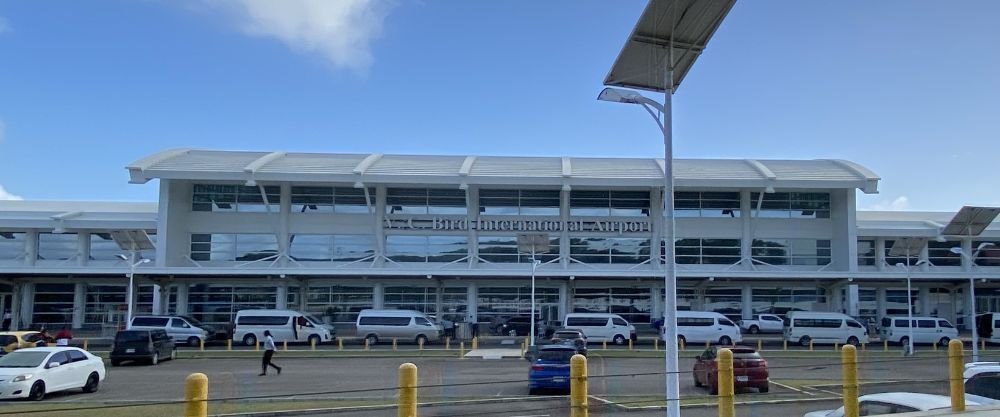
[12,374,33,382]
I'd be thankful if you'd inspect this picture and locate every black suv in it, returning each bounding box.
[110,329,176,366]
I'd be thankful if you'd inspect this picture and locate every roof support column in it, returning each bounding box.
[559,187,570,269]
[373,282,384,309]
[466,186,479,268]
[557,280,568,321]
[741,190,753,268]
[876,287,887,320]
[649,187,663,270]
[9,282,22,331]
[25,231,37,267]
[72,282,85,329]
[374,186,387,266]
[466,283,478,324]
[175,282,189,316]
[77,233,89,267]
[279,184,291,268]
[741,285,753,320]
[919,287,931,316]
[18,283,33,330]
[875,239,887,272]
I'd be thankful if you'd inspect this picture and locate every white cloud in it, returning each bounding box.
[205,0,393,72]
[868,196,910,211]
[0,185,22,201]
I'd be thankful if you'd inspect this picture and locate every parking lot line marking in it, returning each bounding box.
[770,380,813,395]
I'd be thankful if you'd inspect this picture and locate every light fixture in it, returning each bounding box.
[116,254,128,261]
[949,247,964,255]
[245,179,257,187]
[459,183,469,191]
[764,186,775,194]
[707,277,715,282]
[52,227,66,234]
[354,181,364,189]
[561,184,572,192]
[935,236,947,243]
[977,242,996,251]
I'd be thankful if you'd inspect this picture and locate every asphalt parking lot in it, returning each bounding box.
[0,347,967,417]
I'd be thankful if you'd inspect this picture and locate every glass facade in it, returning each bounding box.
[190,234,279,262]
[750,192,831,219]
[752,238,831,266]
[32,283,75,327]
[569,237,649,264]
[675,191,741,218]
[675,238,741,265]
[305,285,374,323]
[477,236,560,263]
[973,240,1000,266]
[751,288,826,316]
[385,235,467,263]
[479,189,560,216]
[187,285,277,326]
[291,186,374,214]
[857,239,876,266]
[386,188,466,215]
[289,234,376,262]
[477,286,559,324]
[572,287,651,324]
[569,190,649,217]
[884,239,920,266]
[927,240,962,266]
[383,286,469,321]
[0,232,25,261]
[192,184,281,212]
[704,287,743,321]
[37,233,77,261]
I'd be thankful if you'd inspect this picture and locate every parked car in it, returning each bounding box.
[235,309,335,347]
[528,344,577,394]
[803,392,979,417]
[355,309,443,345]
[675,311,743,345]
[563,313,636,345]
[130,315,218,347]
[0,331,48,353]
[783,311,868,346]
[739,314,785,334]
[109,329,177,366]
[964,361,1000,405]
[550,328,587,356]
[879,316,958,346]
[0,347,106,400]
[692,345,769,394]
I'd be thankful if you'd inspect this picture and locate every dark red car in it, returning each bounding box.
[692,346,769,394]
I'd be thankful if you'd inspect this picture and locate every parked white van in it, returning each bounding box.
[880,316,958,346]
[355,309,444,345]
[784,311,869,346]
[233,309,335,346]
[974,313,1000,344]
[674,311,742,345]
[130,315,216,347]
[562,313,637,345]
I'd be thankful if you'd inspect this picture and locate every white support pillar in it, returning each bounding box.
[740,190,753,267]
[919,287,931,316]
[741,285,753,320]
[466,187,479,268]
[9,282,22,331]
[298,282,307,312]
[154,284,170,315]
[557,281,569,321]
[276,284,288,310]
[72,282,86,329]
[649,188,664,270]
[373,282,385,309]
[847,284,860,317]
[77,233,89,267]
[175,283,189,315]
[19,283,34,329]
[652,286,664,321]
[25,231,38,267]
[876,287,888,320]
[830,284,844,313]
[278,183,291,268]
[435,282,444,319]
[559,188,571,269]
[875,239,887,272]
[374,186,387,266]
[466,283,478,324]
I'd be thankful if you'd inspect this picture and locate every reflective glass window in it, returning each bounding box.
[973,240,1000,266]
[928,240,962,266]
[570,237,649,264]
[749,192,831,219]
[305,285,374,323]
[290,186,375,213]
[192,184,280,212]
[752,239,831,266]
[857,239,876,266]
[386,188,466,215]
[0,232,26,261]
[674,238,740,265]
[479,189,560,216]
[570,190,649,217]
[572,287,651,324]
[289,234,375,262]
[32,283,75,327]
[190,234,278,262]
[386,235,467,263]
[477,286,559,324]
[37,233,78,261]
[674,192,741,218]
[187,284,277,326]
[477,235,559,263]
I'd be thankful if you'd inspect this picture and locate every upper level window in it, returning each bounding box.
[928,240,961,266]
[477,235,560,263]
[289,234,376,262]
[37,233,77,261]
[0,232,26,261]
[675,238,741,265]
[973,240,1000,266]
[192,184,280,212]
[190,234,278,262]
[857,239,876,266]
[386,188,466,215]
[750,192,830,219]
[675,192,740,218]
[479,189,560,216]
[883,239,922,266]
[291,186,374,214]
[570,190,649,217]
[752,238,831,266]
[385,235,468,263]
[570,237,650,264]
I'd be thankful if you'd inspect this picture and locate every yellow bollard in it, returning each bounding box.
[226,339,232,351]
[717,348,735,417]
[419,338,424,351]
[628,338,633,351]
[861,342,867,351]
[393,338,398,351]
[397,363,417,417]
[933,341,938,352]
[602,340,607,351]
[459,341,465,359]
[472,337,478,351]
[200,339,205,352]
[883,340,888,352]
[834,342,839,351]
[757,339,762,351]
[365,339,370,351]
[570,354,588,417]
[809,340,814,351]
[283,340,287,351]
[338,338,343,351]
[949,339,966,411]
[255,339,260,351]
[783,339,787,351]
[982,338,986,351]
[705,340,710,349]
[445,337,450,351]
[679,337,685,351]
[842,345,859,417]
[311,338,316,351]
[185,372,208,417]
[83,339,89,351]
[654,338,659,351]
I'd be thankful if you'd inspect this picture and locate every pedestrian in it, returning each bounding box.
[1,310,10,331]
[259,330,282,376]
[55,326,74,346]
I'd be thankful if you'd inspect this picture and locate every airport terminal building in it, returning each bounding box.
[1,149,998,333]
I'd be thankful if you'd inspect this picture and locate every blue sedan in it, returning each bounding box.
[528,345,577,394]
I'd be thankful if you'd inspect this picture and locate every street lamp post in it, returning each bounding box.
[117,253,151,329]
[894,262,915,356]
[598,86,679,413]
[951,242,995,362]
[518,233,551,348]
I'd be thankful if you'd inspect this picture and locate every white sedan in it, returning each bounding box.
[0,347,106,400]
[804,392,980,417]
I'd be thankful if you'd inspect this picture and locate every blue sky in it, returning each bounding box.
[0,0,997,212]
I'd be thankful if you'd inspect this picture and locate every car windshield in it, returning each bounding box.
[0,351,48,368]
[537,349,575,362]
[180,316,205,327]
[115,331,149,342]
[554,332,580,338]
[305,314,323,325]
[731,348,761,359]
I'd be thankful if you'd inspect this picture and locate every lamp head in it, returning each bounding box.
[895,262,906,268]
[977,242,996,251]
[245,179,257,187]
[353,181,364,189]
[935,236,947,243]
[140,259,151,264]
[116,254,128,261]
[764,186,775,194]
[949,247,964,255]
[597,87,643,104]
[458,182,469,191]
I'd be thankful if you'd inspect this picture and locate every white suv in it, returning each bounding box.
[964,362,1000,405]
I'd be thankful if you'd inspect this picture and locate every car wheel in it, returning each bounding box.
[365,334,379,346]
[939,337,950,347]
[847,336,860,346]
[151,352,159,366]
[758,383,769,394]
[900,336,910,347]
[308,335,322,346]
[243,333,257,347]
[170,349,178,361]
[708,378,718,395]
[415,335,428,346]
[799,336,811,347]
[188,336,201,347]
[693,372,703,387]
[82,372,100,393]
[719,336,732,346]
[749,325,760,334]
[28,381,45,401]
[528,387,539,395]
[613,334,627,345]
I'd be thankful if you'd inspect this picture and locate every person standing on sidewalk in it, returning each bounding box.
[259,330,282,376]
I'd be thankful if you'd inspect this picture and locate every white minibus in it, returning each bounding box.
[562,313,636,345]
[355,309,444,345]
[879,316,958,346]
[674,311,742,345]
[784,311,868,346]
[233,309,335,346]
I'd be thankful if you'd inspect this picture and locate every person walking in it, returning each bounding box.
[259,330,282,376]
[1,310,11,331]
[55,326,73,346]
